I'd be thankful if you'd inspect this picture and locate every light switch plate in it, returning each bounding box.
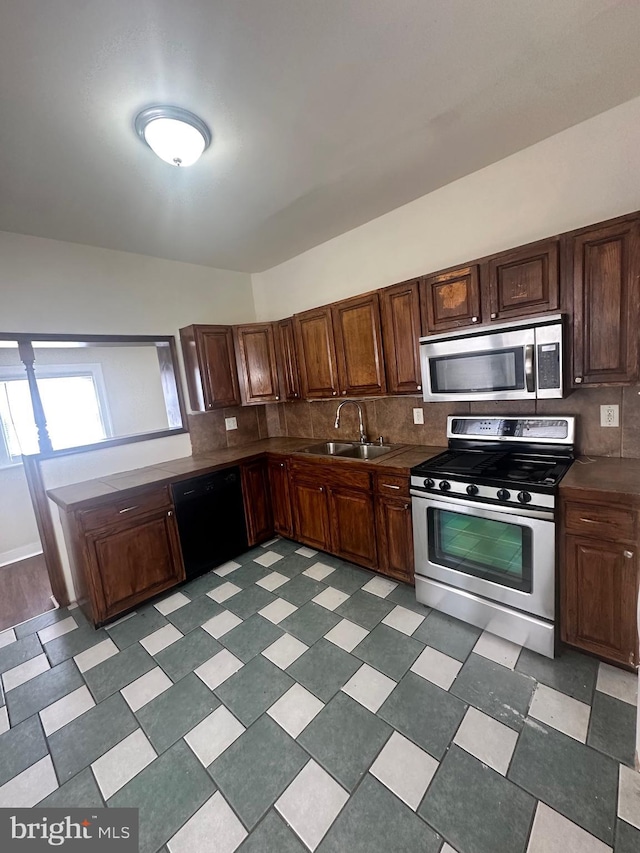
[225,417,238,431]
[413,408,424,425]
[600,405,619,427]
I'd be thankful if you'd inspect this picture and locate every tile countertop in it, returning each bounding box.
[560,456,640,500]
[46,438,446,512]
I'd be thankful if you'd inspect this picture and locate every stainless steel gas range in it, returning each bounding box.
[410,415,575,658]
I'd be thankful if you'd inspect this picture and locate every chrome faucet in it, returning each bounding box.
[334,400,367,444]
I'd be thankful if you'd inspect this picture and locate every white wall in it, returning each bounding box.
[252,95,640,319]
[0,233,254,567]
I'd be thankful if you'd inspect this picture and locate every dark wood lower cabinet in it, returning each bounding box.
[290,475,331,551]
[87,510,184,621]
[240,459,274,546]
[59,486,185,626]
[375,495,414,583]
[560,491,639,669]
[268,457,293,537]
[328,487,377,569]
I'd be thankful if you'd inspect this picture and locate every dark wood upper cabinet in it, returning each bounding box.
[571,219,640,386]
[420,265,481,333]
[233,323,281,405]
[180,325,240,412]
[332,292,387,397]
[275,318,301,401]
[293,306,340,399]
[485,238,559,322]
[379,278,423,394]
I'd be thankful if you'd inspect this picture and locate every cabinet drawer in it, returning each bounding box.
[375,473,409,497]
[290,460,371,491]
[564,500,636,541]
[77,487,172,532]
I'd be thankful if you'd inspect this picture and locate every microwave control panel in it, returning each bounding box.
[537,342,560,389]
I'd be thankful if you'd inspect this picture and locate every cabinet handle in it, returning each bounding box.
[471,316,479,323]
[575,377,583,384]
[382,484,401,490]
[579,517,598,524]
[319,486,324,492]
[167,510,173,517]
[403,503,410,510]
[490,312,498,319]
[624,550,634,559]
[118,506,139,514]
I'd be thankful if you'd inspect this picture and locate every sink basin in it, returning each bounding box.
[338,444,395,460]
[302,441,357,456]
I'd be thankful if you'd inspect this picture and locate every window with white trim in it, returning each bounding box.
[0,365,111,466]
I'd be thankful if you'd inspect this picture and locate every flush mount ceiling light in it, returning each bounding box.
[134,105,212,167]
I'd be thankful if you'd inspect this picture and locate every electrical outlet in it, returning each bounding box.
[225,417,238,431]
[600,405,619,427]
[413,408,424,425]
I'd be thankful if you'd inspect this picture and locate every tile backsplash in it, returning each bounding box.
[260,385,640,458]
[187,386,640,458]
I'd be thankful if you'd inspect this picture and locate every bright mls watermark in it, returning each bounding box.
[0,809,138,851]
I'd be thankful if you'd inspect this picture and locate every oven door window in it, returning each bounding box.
[428,508,532,592]
[430,347,524,395]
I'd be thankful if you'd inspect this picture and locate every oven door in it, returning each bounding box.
[412,491,555,620]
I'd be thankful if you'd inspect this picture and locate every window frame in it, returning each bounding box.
[0,332,188,461]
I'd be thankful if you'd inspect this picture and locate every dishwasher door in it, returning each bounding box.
[171,467,249,580]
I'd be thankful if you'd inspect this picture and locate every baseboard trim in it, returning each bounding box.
[0,543,44,568]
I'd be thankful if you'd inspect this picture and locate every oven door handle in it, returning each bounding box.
[410,490,554,522]
[525,344,536,393]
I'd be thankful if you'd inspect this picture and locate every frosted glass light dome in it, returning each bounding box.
[135,106,211,167]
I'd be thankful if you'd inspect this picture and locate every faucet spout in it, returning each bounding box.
[334,400,367,444]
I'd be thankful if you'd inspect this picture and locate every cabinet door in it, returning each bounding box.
[332,293,387,397]
[180,325,240,411]
[275,319,302,401]
[375,496,414,583]
[241,459,274,546]
[420,266,481,332]
[234,323,281,405]
[268,457,293,538]
[291,476,330,550]
[328,486,377,569]
[572,220,640,386]
[486,239,559,322]
[88,509,184,621]
[293,306,340,399]
[379,279,422,395]
[562,534,638,668]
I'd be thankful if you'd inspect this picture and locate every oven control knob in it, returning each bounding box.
[439,480,451,491]
[423,478,435,489]
[497,488,511,501]
[466,484,479,496]
[517,491,532,504]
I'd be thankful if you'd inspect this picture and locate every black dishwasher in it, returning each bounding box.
[171,467,248,580]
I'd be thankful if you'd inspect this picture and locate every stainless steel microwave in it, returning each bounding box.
[419,314,564,402]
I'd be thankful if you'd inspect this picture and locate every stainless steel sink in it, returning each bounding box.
[302,441,357,456]
[302,441,395,460]
[338,444,394,460]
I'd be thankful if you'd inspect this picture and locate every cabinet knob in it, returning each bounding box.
[417,385,422,391]
[275,396,280,400]
[319,486,324,492]
[167,510,173,517]
[624,550,634,559]
[471,316,479,323]
[342,391,347,395]
[207,403,213,410]
[294,393,298,397]
[332,391,337,396]
[403,503,410,510]
[490,312,498,320]
[575,377,583,384]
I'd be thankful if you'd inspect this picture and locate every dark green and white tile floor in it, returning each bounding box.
[0,536,639,853]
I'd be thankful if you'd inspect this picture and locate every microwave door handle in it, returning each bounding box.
[524,344,536,393]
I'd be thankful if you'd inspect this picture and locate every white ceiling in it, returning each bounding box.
[1,1,640,273]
